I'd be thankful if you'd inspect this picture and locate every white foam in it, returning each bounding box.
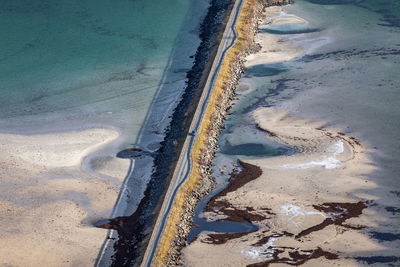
[282,140,344,170]
[205,214,228,222]
[328,140,344,155]
[280,203,323,226]
[242,237,278,260]
[282,157,340,169]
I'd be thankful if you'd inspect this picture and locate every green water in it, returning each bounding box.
[0,0,207,141]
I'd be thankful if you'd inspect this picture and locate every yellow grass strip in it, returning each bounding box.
[153,0,266,265]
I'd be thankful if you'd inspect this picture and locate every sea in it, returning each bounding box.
[1,0,399,264]
[0,0,209,264]
[0,0,210,204]
[0,0,208,144]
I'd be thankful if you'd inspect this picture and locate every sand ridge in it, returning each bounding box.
[245,6,306,67]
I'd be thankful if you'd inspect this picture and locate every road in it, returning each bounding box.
[140,0,243,265]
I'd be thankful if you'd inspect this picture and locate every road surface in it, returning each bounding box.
[141,0,244,265]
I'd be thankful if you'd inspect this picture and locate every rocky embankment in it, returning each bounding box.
[163,0,291,265]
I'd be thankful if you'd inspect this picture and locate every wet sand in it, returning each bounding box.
[182,107,382,266]
[181,5,398,266]
[0,128,130,266]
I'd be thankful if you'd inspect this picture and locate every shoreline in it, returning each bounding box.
[0,1,210,265]
[181,3,398,266]
[183,107,378,266]
[0,127,128,266]
[95,0,245,265]
[152,0,292,265]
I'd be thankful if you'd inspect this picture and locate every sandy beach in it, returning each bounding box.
[0,128,130,266]
[182,4,399,266]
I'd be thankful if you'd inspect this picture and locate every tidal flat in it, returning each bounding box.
[183,2,400,265]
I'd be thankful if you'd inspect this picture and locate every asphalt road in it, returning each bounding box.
[140,0,243,265]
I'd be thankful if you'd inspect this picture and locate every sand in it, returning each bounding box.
[245,7,305,67]
[181,5,394,266]
[182,107,382,266]
[0,128,130,266]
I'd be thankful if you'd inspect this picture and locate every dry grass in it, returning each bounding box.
[153,0,264,265]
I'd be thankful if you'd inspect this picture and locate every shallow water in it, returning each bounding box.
[0,0,209,264]
[280,0,400,187]
[243,63,287,78]
[187,125,292,241]
[0,0,208,209]
[0,0,207,146]
[188,0,400,263]
[187,188,259,243]
[259,23,319,34]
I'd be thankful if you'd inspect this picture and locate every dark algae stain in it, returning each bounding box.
[246,247,338,266]
[256,124,278,137]
[246,231,341,266]
[191,163,368,266]
[251,231,293,246]
[296,201,367,239]
[188,216,259,244]
[244,202,366,266]
[204,160,263,222]
[202,231,258,245]
[200,161,265,242]
[188,161,269,244]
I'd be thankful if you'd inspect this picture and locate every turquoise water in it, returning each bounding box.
[0,0,208,237]
[0,0,207,143]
